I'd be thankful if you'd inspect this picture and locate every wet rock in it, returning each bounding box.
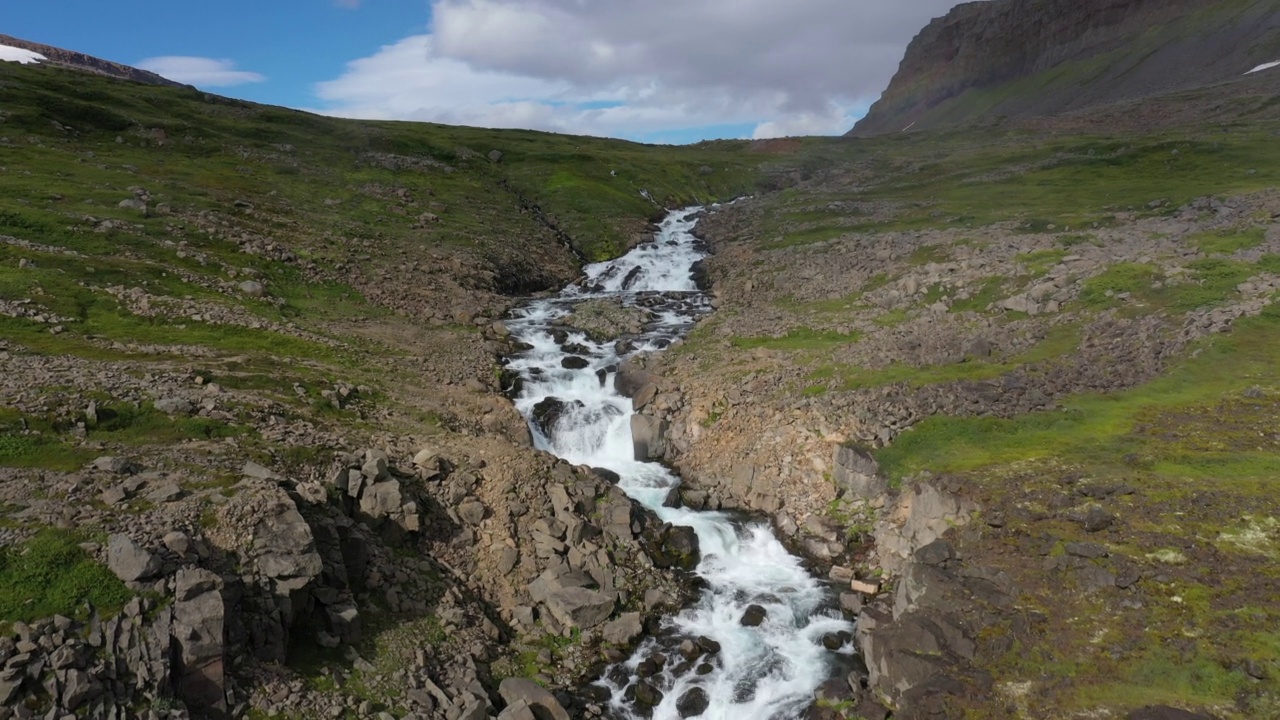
[633,680,664,707]
[740,604,767,627]
[677,687,709,718]
[696,636,721,655]
[631,414,668,460]
[562,356,591,370]
[531,397,583,438]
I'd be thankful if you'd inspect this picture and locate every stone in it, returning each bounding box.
[106,534,162,582]
[964,338,994,357]
[253,506,323,583]
[487,150,504,163]
[1081,505,1116,533]
[412,448,438,468]
[676,687,709,718]
[173,568,227,714]
[850,579,880,596]
[600,612,643,646]
[145,482,184,504]
[117,198,147,213]
[497,678,570,720]
[530,397,583,438]
[561,356,591,370]
[154,397,196,415]
[634,681,664,707]
[544,587,616,630]
[242,461,280,481]
[238,280,266,297]
[632,383,659,411]
[631,414,668,460]
[457,500,487,526]
[1065,541,1109,558]
[359,480,404,519]
[740,604,767,627]
[92,456,133,474]
[833,444,887,500]
[915,539,955,566]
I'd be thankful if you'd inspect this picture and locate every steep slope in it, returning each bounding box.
[850,0,1280,136]
[0,33,182,86]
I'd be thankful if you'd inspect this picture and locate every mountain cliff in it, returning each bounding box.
[0,33,182,86]
[850,0,1280,136]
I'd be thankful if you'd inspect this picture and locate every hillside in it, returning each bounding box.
[850,0,1280,136]
[0,55,766,719]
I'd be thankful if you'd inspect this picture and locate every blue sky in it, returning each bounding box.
[4,1,960,144]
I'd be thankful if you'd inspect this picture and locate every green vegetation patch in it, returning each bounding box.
[730,327,861,352]
[0,529,134,624]
[1191,226,1266,255]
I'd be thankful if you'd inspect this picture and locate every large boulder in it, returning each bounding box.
[498,678,571,720]
[833,444,888,500]
[107,534,162,582]
[544,587,616,630]
[631,414,668,460]
[252,506,323,593]
[173,568,228,716]
[531,397,583,439]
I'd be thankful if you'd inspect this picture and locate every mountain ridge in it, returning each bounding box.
[850,0,1280,136]
[0,33,183,87]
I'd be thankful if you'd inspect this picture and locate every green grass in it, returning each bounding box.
[808,323,1079,393]
[1078,259,1255,313]
[874,310,1280,483]
[0,529,134,624]
[1191,227,1267,255]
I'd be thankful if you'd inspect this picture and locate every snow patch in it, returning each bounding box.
[1245,60,1280,75]
[0,44,45,65]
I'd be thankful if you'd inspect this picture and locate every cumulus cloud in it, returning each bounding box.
[137,57,266,87]
[314,0,962,141]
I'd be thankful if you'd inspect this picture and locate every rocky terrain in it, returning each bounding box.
[4,21,1280,720]
[850,0,1280,136]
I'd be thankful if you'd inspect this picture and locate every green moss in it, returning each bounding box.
[0,529,134,624]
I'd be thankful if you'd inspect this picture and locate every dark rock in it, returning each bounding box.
[740,604,767,627]
[1065,541,1109,558]
[677,687,709,717]
[915,539,956,566]
[662,488,683,508]
[592,467,621,484]
[696,636,721,654]
[633,680,663,707]
[561,356,591,370]
[531,397,583,438]
[631,414,668,460]
[1080,505,1115,532]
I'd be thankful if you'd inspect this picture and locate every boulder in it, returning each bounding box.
[358,480,403,519]
[833,444,888,500]
[107,534,162,582]
[238,280,266,297]
[154,397,196,415]
[740,604,767,627]
[173,568,227,716]
[600,612,644,646]
[252,506,323,589]
[531,397,583,438]
[544,587,616,630]
[561,356,591,370]
[631,414,668,460]
[677,687,709,718]
[498,678,571,720]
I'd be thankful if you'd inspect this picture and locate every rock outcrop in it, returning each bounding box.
[0,34,183,87]
[850,0,1280,136]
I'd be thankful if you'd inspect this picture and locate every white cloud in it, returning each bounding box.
[312,0,963,141]
[136,56,266,87]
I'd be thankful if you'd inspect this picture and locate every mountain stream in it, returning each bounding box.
[502,207,855,720]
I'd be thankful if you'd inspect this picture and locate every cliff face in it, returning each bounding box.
[0,34,182,87]
[850,0,1280,136]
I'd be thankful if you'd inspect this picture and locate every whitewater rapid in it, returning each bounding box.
[503,207,854,720]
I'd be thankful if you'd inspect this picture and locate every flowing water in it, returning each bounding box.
[503,207,854,720]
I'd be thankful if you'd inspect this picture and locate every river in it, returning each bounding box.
[501,206,855,720]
